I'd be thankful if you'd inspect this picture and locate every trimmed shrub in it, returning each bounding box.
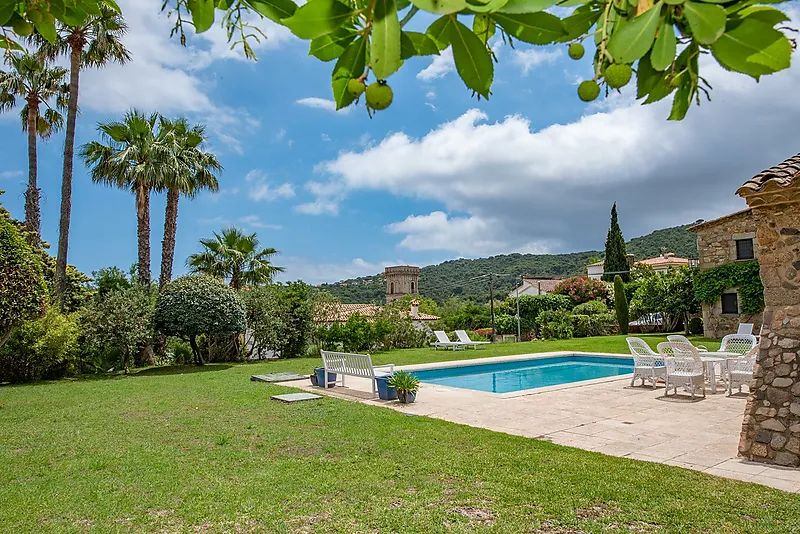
[503,294,573,335]
[591,313,619,336]
[572,299,609,316]
[241,285,286,359]
[155,275,246,365]
[572,314,592,338]
[0,217,46,348]
[537,309,573,340]
[614,275,629,335]
[494,313,517,335]
[80,286,155,372]
[0,308,80,383]
[553,276,610,306]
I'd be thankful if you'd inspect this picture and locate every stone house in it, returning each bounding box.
[587,253,689,280]
[508,276,562,298]
[689,209,762,338]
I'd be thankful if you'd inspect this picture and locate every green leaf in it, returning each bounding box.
[450,19,493,98]
[331,36,367,110]
[711,18,791,79]
[309,28,357,61]
[663,0,684,5]
[498,0,558,12]
[606,2,662,63]
[404,31,440,56]
[668,73,694,120]
[491,12,565,45]
[0,3,15,25]
[637,52,674,103]
[282,0,354,40]
[0,35,23,51]
[557,8,600,42]
[409,0,467,15]
[187,0,215,33]
[465,0,510,14]
[650,21,676,70]
[396,0,412,9]
[735,5,790,25]
[682,1,726,44]
[33,18,57,43]
[425,15,453,50]
[371,0,402,79]
[246,0,298,22]
[473,14,496,44]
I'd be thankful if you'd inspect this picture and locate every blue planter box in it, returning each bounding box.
[315,368,337,388]
[375,375,397,400]
[398,391,416,404]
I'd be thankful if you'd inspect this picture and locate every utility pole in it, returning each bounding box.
[489,273,495,341]
[516,276,521,342]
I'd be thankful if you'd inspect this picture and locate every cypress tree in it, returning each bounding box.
[602,203,629,282]
[614,275,629,334]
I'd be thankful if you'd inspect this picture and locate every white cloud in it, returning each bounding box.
[278,257,401,284]
[295,199,340,216]
[311,58,800,255]
[198,216,230,226]
[511,49,562,75]
[0,170,23,179]
[245,169,295,201]
[238,215,283,230]
[296,97,351,114]
[417,48,454,81]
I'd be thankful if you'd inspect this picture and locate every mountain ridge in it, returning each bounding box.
[319,223,700,304]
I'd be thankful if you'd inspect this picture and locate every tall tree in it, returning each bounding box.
[157,118,221,289]
[80,110,170,289]
[187,227,284,290]
[0,53,67,245]
[35,5,131,308]
[602,203,629,283]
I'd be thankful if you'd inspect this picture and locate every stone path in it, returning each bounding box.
[281,353,800,493]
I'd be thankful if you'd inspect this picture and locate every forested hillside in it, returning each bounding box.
[320,224,699,304]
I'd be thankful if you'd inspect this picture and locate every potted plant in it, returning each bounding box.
[387,371,420,404]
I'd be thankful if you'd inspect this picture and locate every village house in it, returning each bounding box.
[587,252,691,280]
[688,208,762,338]
[507,276,562,298]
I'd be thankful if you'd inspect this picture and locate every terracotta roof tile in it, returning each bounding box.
[688,208,752,232]
[636,256,690,266]
[737,153,800,196]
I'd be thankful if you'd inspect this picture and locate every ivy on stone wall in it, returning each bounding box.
[694,260,764,315]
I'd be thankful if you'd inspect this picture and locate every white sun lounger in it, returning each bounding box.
[455,330,490,349]
[432,330,466,350]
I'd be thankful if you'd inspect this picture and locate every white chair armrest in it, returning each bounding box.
[374,364,394,373]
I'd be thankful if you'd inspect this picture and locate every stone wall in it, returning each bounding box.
[692,210,763,337]
[738,204,800,467]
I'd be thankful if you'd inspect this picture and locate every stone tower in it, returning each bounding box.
[385,265,420,304]
[736,154,800,467]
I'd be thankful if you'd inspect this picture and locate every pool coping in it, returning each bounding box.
[398,351,635,399]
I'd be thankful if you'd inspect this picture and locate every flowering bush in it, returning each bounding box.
[553,276,610,306]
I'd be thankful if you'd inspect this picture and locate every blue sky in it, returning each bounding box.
[1,1,799,284]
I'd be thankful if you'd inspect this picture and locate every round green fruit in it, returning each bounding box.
[577,80,601,102]
[604,64,633,89]
[11,19,33,37]
[347,79,366,98]
[568,43,584,60]
[365,81,393,111]
[27,10,43,24]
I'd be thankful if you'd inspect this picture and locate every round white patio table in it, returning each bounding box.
[701,351,739,394]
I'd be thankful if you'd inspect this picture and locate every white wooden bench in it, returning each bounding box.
[320,350,395,397]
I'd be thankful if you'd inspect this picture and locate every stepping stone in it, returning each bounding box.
[271,393,323,403]
[251,372,308,383]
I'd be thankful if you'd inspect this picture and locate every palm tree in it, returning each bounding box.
[157,118,221,289]
[187,227,284,290]
[0,53,68,245]
[80,110,172,288]
[35,5,131,307]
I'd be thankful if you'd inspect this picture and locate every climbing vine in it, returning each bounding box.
[694,260,764,315]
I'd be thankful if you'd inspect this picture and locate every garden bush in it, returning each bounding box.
[80,286,155,372]
[591,313,619,336]
[502,294,573,335]
[614,275,629,335]
[553,276,610,306]
[155,275,245,365]
[241,285,286,359]
[494,313,517,335]
[273,281,314,358]
[572,314,592,338]
[0,217,47,348]
[537,309,574,340]
[0,307,80,383]
[572,299,609,316]
[689,317,704,335]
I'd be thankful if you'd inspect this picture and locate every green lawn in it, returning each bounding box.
[3,334,799,533]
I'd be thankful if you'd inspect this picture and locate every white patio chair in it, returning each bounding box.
[658,342,705,399]
[727,345,758,396]
[626,337,665,389]
[720,334,758,355]
[454,330,491,349]
[431,330,465,351]
[737,323,754,336]
[666,334,708,352]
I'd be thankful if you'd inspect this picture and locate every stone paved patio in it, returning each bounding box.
[282,352,800,493]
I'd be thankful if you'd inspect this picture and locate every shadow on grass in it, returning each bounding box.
[131,364,234,377]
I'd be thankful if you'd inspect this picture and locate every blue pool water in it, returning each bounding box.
[412,355,634,394]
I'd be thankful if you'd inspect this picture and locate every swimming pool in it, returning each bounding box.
[412,355,634,394]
